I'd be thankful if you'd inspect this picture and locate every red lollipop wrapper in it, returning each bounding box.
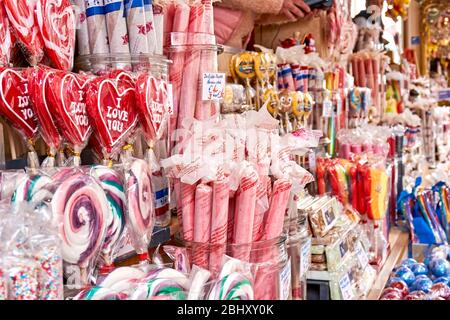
[4,0,44,65]
[28,66,62,167]
[48,71,93,166]
[0,67,40,167]
[135,73,169,143]
[0,3,12,67]
[85,75,139,162]
[35,0,76,71]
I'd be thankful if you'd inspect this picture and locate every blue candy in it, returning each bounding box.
[433,276,449,285]
[430,259,450,278]
[411,278,433,293]
[401,258,417,268]
[395,266,416,286]
[410,263,429,276]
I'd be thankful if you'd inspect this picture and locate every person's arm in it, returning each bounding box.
[217,0,284,15]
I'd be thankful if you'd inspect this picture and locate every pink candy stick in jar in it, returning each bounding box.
[192,182,212,269]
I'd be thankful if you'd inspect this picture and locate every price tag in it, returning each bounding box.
[202,73,225,101]
[339,273,354,300]
[322,100,333,118]
[355,241,369,268]
[166,83,174,115]
[279,258,292,300]
[299,238,311,277]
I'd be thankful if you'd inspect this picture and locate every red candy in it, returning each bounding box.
[35,0,76,71]
[0,68,38,139]
[48,72,92,148]
[388,280,409,297]
[380,288,402,300]
[86,76,138,158]
[136,73,169,142]
[0,3,12,66]
[28,66,61,150]
[429,283,450,299]
[4,0,44,65]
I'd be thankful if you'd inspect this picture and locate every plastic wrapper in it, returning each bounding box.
[48,71,93,166]
[85,0,110,73]
[51,173,108,287]
[85,73,139,161]
[124,0,152,54]
[73,0,90,56]
[36,0,76,71]
[124,158,155,263]
[0,68,39,168]
[308,197,341,238]
[11,174,53,206]
[28,66,62,167]
[89,165,126,270]
[163,245,190,274]
[4,0,44,65]
[187,265,211,300]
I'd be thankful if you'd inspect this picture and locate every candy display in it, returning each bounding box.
[0,0,448,303]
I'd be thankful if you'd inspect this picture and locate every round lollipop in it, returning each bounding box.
[52,174,108,285]
[125,158,155,262]
[73,286,126,300]
[11,175,52,205]
[131,278,187,300]
[90,166,126,268]
[100,266,146,291]
[208,272,254,300]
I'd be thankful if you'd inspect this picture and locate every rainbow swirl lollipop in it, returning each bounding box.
[52,174,108,274]
[208,272,254,300]
[90,166,126,266]
[125,159,155,258]
[11,175,52,205]
[130,268,189,300]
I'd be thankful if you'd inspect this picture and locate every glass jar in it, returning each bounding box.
[286,214,312,300]
[177,235,290,300]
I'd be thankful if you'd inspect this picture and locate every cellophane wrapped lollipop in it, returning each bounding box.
[135,73,171,227]
[124,158,155,264]
[0,3,12,67]
[51,173,108,288]
[0,67,40,168]
[28,66,64,167]
[89,165,126,276]
[11,174,53,206]
[85,72,139,165]
[47,71,93,166]
[3,0,44,65]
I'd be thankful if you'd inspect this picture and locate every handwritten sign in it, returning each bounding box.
[339,273,354,300]
[202,73,225,101]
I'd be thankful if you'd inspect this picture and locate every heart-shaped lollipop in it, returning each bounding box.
[0,68,38,139]
[48,71,93,149]
[136,73,169,142]
[86,77,139,158]
[0,4,12,66]
[28,67,61,150]
[4,0,44,65]
[35,0,76,71]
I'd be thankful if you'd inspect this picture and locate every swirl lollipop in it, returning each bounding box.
[99,266,146,292]
[90,165,126,268]
[125,159,155,262]
[73,286,127,300]
[208,272,254,300]
[51,174,108,285]
[11,175,53,205]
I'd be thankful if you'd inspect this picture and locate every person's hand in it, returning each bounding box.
[281,0,311,21]
[305,8,321,20]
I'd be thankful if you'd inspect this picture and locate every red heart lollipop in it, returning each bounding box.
[28,66,61,150]
[35,0,76,71]
[136,73,169,142]
[0,68,38,139]
[0,4,12,66]
[48,71,92,149]
[86,77,138,158]
[4,0,44,65]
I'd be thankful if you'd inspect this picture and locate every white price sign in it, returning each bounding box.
[355,241,369,268]
[299,238,311,277]
[322,100,333,118]
[339,273,354,300]
[202,73,225,101]
[279,258,292,300]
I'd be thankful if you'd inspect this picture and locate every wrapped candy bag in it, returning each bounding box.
[3,0,44,65]
[0,67,39,168]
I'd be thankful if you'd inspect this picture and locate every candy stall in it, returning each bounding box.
[0,0,449,302]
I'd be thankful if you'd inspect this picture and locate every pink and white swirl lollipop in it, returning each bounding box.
[90,165,126,267]
[51,174,108,284]
[73,286,127,300]
[125,159,155,261]
[207,272,254,300]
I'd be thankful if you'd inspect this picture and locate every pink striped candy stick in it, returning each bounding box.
[180,182,196,241]
[143,0,157,54]
[163,1,175,48]
[209,177,229,275]
[252,176,269,242]
[232,165,258,261]
[255,179,292,300]
[192,182,212,269]
[227,192,235,244]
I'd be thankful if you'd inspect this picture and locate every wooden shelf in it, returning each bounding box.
[366,228,409,300]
